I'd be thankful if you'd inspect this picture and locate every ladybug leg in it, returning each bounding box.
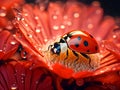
[64,49,68,60]
[63,49,69,65]
[72,50,79,63]
[80,53,93,68]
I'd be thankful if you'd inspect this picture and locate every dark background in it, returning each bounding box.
[79,0,120,17]
[26,0,120,17]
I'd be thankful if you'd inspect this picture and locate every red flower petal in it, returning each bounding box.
[0,30,19,60]
[0,61,54,90]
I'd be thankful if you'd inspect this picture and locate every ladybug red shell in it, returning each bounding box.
[49,30,99,55]
[63,30,99,54]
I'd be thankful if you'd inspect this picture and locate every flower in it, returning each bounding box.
[0,0,120,90]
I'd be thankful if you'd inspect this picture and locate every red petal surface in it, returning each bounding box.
[0,30,19,60]
[0,61,54,90]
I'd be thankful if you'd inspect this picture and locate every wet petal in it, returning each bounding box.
[0,31,19,60]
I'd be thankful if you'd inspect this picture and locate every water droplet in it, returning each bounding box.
[96,9,101,14]
[52,15,58,20]
[0,7,6,17]
[73,12,80,18]
[24,13,28,16]
[11,86,17,90]
[44,39,48,42]
[63,15,68,19]
[100,70,105,73]
[25,24,28,27]
[29,66,33,70]
[36,28,41,33]
[0,49,3,52]
[21,80,24,83]
[21,73,25,76]
[60,25,65,29]
[67,21,72,26]
[10,41,16,45]
[6,21,13,30]
[36,81,39,84]
[11,84,17,90]
[87,23,93,29]
[21,77,24,80]
[27,34,32,38]
[21,18,25,21]
[113,35,117,39]
[40,6,45,11]
[35,16,39,20]
[38,47,42,51]
[53,25,59,30]
[21,50,27,59]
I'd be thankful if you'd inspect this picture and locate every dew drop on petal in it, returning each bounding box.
[60,25,65,29]
[21,50,27,59]
[73,12,80,18]
[27,34,32,38]
[11,84,17,90]
[63,15,68,20]
[21,77,24,80]
[100,70,105,73]
[11,86,17,90]
[53,25,59,30]
[38,47,42,51]
[36,81,39,84]
[0,7,6,17]
[24,13,28,17]
[21,80,24,83]
[40,6,46,11]
[67,21,72,26]
[10,41,16,45]
[21,73,25,77]
[15,12,23,21]
[25,24,28,27]
[113,35,117,39]
[44,39,48,42]
[0,49,3,52]
[21,18,25,21]
[35,16,39,20]
[96,9,101,14]
[52,15,58,20]
[87,23,93,29]
[36,28,41,33]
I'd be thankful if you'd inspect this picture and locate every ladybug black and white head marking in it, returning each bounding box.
[50,38,68,55]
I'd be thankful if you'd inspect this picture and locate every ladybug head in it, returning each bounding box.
[50,42,61,55]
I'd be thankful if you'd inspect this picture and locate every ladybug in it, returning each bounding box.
[49,30,99,62]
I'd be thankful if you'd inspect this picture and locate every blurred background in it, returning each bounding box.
[26,0,120,17]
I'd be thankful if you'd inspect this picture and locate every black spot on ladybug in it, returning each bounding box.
[83,40,88,46]
[77,36,81,40]
[75,43,79,48]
